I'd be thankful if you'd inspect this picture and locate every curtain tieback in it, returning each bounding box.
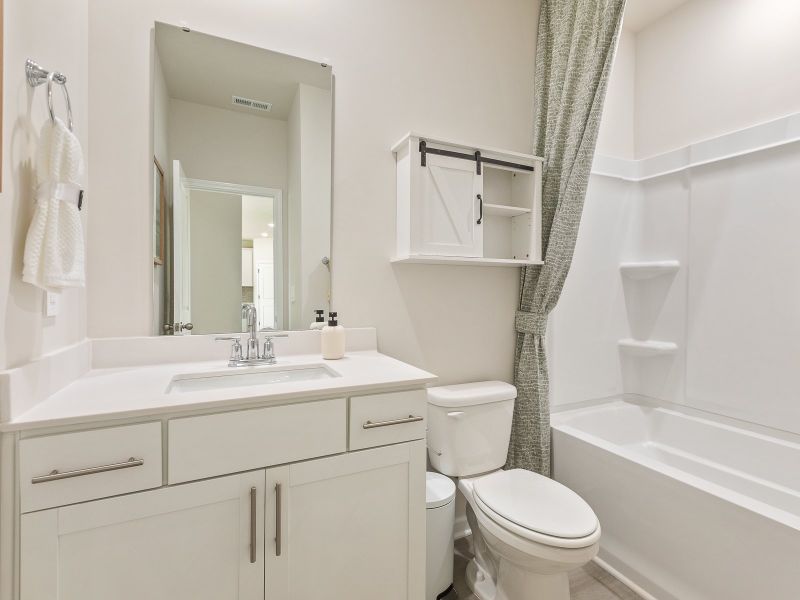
[515,311,548,336]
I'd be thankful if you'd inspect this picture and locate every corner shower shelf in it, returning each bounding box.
[619,260,680,280]
[391,255,542,267]
[618,338,678,357]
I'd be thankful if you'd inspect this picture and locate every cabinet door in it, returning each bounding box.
[415,153,483,257]
[21,471,265,600]
[265,441,426,600]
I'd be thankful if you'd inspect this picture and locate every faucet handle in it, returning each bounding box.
[260,332,288,361]
[215,336,243,361]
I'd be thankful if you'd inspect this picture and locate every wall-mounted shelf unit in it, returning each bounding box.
[391,133,543,266]
[619,260,680,280]
[618,338,678,357]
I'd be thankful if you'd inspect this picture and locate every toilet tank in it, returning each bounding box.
[427,381,517,477]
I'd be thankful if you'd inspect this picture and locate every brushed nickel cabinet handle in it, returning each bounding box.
[275,483,283,556]
[362,415,424,429]
[249,486,257,564]
[31,457,144,484]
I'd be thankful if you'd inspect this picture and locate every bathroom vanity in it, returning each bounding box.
[0,329,436,600]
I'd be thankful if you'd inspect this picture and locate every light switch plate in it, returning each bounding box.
[45,292,60,317]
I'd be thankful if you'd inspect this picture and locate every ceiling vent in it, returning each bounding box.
[232,95,272,112]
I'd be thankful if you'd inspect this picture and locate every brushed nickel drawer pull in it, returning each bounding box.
[31,457,144,484]
[275,483,282,557]
[249,486,257,564]
[362,415,424,429]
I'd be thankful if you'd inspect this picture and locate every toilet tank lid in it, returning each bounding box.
[427,381,517,408]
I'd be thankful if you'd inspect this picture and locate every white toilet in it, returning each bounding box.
[427,381,601,600]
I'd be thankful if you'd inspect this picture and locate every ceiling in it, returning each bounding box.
[241,195,274,241]
[623,0,692,32]
[155,22,331,120]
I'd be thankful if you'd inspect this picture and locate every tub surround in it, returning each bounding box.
[552,112,800,435]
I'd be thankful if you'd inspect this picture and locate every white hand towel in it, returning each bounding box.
[22,117,86,291]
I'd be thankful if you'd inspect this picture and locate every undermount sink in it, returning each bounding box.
[168,364,338,393]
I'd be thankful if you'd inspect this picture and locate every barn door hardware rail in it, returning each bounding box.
[418,140,534,173]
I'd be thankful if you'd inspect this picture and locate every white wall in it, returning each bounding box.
[595,29,635,160]
[87,0,540,383]
[0,0,89,370]
[168,99,287,189]
[635,0,800,158]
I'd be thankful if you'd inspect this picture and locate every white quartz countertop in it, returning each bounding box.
[3,351,437,432]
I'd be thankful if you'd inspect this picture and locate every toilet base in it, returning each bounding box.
[465,557,495,600]
[466,555,570,600]
[496,558,570,600]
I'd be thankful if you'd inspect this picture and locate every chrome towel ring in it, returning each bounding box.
[26,59,74,131]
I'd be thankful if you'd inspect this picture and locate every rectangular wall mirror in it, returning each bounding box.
[152,22,332,336]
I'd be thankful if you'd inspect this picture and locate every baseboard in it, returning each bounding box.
[592,556,661,600]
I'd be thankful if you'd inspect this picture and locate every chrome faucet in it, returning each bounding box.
[215,305,288,367]
[242,304,260,360]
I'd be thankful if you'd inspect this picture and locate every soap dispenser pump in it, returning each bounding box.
[321,311,345,360]
[310,309,326,330]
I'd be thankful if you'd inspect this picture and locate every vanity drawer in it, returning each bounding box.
[19,422,163,513]
[168,398,346,484]
[349,390,427,451]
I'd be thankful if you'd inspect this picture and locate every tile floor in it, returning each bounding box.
[443,538,642,600]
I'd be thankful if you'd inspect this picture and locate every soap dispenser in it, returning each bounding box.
[309,309,326,330]
[321,311,345,360]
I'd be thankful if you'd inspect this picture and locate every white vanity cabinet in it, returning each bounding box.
[265,442,425,600]
[392,132,543,267]
[15,390,427,600]
[21,471,266,600]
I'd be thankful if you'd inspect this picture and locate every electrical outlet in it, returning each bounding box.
[45,292,60,317]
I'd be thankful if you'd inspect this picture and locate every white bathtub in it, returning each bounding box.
[551,399,800,600]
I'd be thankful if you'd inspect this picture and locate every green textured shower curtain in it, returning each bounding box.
[506,0,626,475]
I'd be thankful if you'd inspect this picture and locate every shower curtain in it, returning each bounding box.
[506,0,626,475]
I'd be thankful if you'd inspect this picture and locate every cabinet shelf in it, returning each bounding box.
[392,255,542,267]
[618,338,678,357]
[619,260,680,280]
[483,203,531,218]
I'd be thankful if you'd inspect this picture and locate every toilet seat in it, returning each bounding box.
[472,469,600,549]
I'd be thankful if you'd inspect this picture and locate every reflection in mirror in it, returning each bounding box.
[152,22,332,336]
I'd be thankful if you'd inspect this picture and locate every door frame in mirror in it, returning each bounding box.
[183,178,285,332]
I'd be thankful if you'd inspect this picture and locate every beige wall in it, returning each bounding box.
[87,0,539,383]
[1,0,89,369]
[168,98,287,188]
[634,0,800,157]
[189,191,243,334]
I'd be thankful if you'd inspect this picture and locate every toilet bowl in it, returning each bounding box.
[426,382,600,600]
